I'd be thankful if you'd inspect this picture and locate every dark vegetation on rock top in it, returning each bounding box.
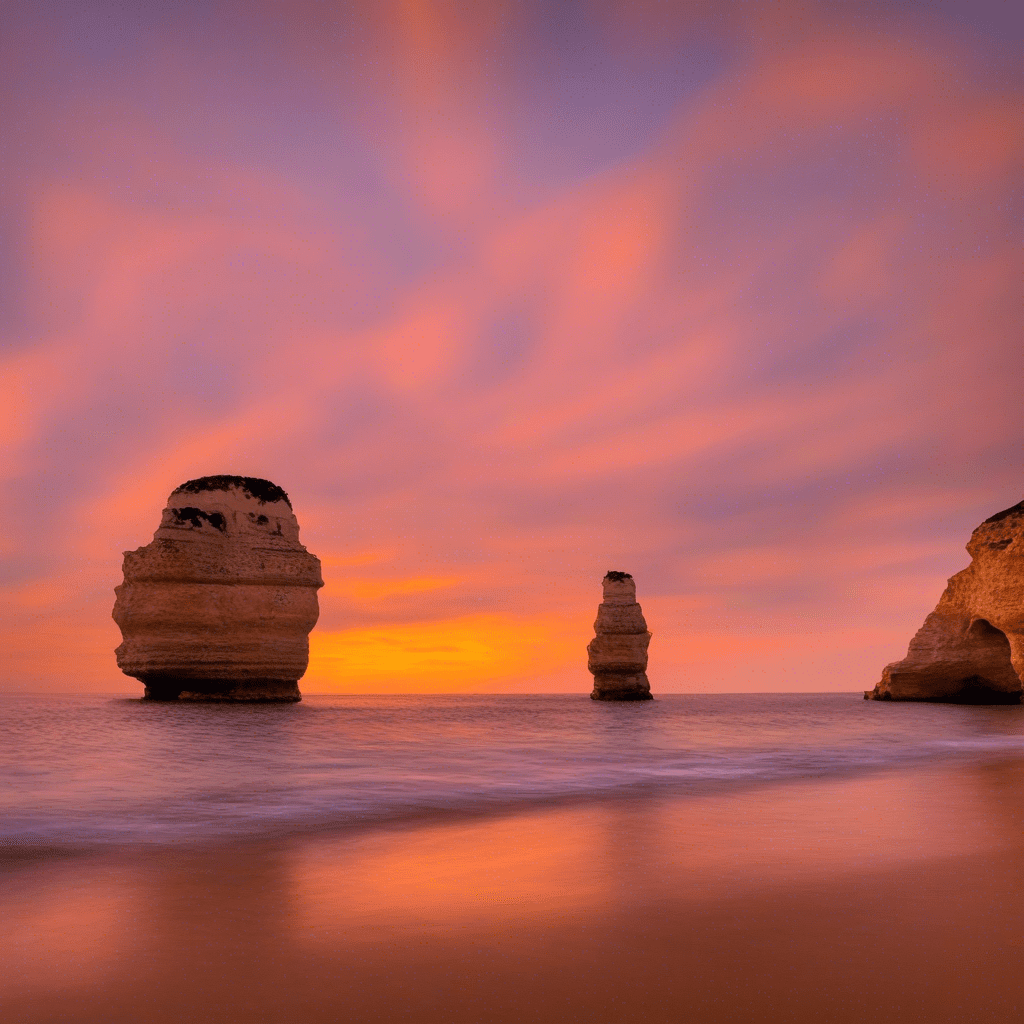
[170,507,227,532]
[983,500,1024,525]
[604,571,633,581]
[175,476,292,508]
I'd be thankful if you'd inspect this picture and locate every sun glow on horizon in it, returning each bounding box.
[307,613,584,692]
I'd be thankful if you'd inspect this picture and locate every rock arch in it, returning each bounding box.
[867,500,1024,703]
[956,620,1020,703]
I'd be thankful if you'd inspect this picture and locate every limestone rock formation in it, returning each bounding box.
[113,476,323,701]
[588,571,653,701]
[866,499,1024,703]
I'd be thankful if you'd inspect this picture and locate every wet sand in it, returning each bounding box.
[4,759,1024,1023]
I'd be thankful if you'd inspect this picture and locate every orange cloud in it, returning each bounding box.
[326,575,461,602]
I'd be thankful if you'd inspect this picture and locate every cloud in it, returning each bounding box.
[1,0,1020,693]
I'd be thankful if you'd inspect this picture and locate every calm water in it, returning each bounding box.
[2,692,1024,850]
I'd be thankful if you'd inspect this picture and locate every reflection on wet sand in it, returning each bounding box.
[290,761,1023,938]
[4,761,1024,1023]
[3,869,141,996]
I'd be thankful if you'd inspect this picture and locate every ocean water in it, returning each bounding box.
[2,692,1023,851]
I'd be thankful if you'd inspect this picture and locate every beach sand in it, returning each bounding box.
[4,759,1024,1023]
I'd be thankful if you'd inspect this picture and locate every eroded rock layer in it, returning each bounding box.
[113,476,323,702]
[588,571,653,701]
[866,500,1024,703]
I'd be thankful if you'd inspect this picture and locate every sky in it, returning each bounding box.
[1,0,1021,695]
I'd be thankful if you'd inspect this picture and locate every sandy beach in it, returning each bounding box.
[4,758,1024,1023]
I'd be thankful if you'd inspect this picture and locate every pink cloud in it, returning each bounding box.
[1,0,1020,693]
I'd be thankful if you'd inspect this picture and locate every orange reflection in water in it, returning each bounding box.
[2,869,140,998]
[288,761,1024,943]
[290,810,614,939]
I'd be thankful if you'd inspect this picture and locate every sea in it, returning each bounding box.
[3,692,1024,853]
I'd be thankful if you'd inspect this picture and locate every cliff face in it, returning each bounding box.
[112,476,323,701]
[587,571,653,701]
[866,500,1024,703]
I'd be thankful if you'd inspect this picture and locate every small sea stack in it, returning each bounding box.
[112,476,323,702]
[866,499,1024,703]
[587,571,653,701]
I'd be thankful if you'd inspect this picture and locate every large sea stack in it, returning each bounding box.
[588,571,653,701]
[113,476,323,701]
[866,499,1024,703]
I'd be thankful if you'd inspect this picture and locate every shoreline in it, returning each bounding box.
[4,758,1024,1022]
[5,745,1024,870]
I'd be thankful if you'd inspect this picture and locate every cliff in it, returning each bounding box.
[866,500,1024,703]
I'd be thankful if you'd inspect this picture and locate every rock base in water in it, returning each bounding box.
[142,678,302,702]
[590,672,653,701]
[865,681,1020,704]
[587,572,653,701]
[865,499,1024,703]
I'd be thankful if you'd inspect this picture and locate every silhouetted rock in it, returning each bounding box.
[866,500,1024,703]
[113,476,323,701]
[588,571,653,701]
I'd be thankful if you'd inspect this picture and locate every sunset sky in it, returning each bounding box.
[2,0,1021,694]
